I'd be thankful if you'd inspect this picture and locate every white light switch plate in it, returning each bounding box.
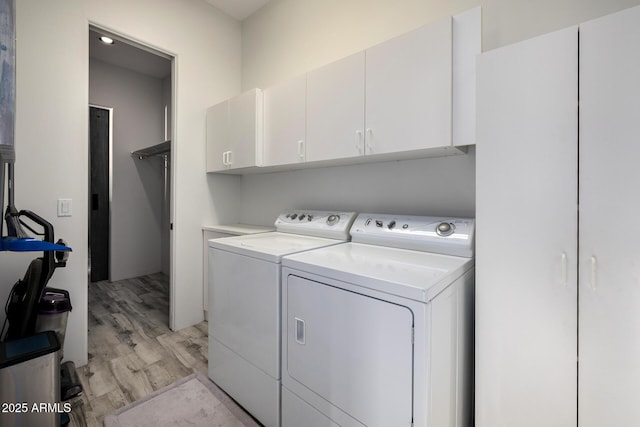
[57,198,72,217]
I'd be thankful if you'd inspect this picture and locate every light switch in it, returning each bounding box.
[57,199,72,217]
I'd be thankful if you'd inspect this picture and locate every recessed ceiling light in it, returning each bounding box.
[99,36,114,45]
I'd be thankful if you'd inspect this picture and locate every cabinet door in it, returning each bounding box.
[228,88,263,169]
[579,6,640,425]
[306,52,365,162]
[476,27,578,427]
[263,75,306,166]
[206,100,229,172]
[365,17,451,156]
[202,230,234,320]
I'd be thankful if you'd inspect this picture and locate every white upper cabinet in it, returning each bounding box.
[211,8,480,173]
[305,52,365,163]
[365,17,452,156]
[206,88,263,173]
[579,6,640,426]
[206,100,229,172]
[476,26,578,427]
[263,75,307,167]
[261,7,480,170]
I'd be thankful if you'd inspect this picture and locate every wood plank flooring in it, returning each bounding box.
[67,273,254,426]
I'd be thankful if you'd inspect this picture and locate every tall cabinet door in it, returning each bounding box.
[579,6,640,425]
[476,27,578,427]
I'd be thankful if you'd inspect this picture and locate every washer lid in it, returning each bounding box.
[208,232,346,263]
[282,243,473,302]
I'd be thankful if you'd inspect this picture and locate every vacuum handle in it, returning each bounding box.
[44,287,70,299]
[18,209,54,243]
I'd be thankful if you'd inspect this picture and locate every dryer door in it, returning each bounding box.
[286,275,414,427]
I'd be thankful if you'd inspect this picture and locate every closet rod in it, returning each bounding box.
[131,140,171,159]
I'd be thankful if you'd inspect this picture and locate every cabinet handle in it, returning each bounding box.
[590,256,597,291]
[222,151,228,166]
[294,317,305,345]
[227,150,233,166]
[355,130,363,154]
[561,252,567,287]
[366,128,373,154]
[297,140,305,160]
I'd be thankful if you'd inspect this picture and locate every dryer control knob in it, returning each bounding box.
[327,215,339,226]
[436,222,454,236]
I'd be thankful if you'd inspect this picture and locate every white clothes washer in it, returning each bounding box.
[280,213,475,427]
[207,211,357,427]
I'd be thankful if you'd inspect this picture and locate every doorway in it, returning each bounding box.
[88,25,174,326]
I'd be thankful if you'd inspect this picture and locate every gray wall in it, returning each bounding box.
[89,58,165,281]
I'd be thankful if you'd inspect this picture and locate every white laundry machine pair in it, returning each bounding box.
[280,213,476,427]
[207,211,357,427]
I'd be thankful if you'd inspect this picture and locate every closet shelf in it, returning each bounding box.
[131,140,171,159]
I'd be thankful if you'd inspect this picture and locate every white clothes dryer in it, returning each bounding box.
[207,211,357,427]
[280,213,475,427]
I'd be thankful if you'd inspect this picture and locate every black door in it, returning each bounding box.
[89,106,110,282]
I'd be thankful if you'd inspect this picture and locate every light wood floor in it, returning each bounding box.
[68,273,214,426]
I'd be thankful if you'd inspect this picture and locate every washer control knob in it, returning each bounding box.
[375,220,383,228]
[436,222,454,236]
[290,213,298,220]
[327,215,340,226]
[402,224,409,229]
[299,214,306,221]
[388,220,396,230]
[307,215,313,221]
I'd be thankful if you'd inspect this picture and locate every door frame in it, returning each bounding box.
[88,22,177,330]
[88,104,113,283]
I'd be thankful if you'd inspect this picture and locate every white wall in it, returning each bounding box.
[240,150,476,225]
[238,0,640,225]
[89,59,164,282]
[242,0,640,90]
[2,0,242,366]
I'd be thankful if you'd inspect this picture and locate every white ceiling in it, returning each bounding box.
[204,0,271,21]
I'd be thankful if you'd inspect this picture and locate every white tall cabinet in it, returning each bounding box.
[477,5,640,426]
[476,27,578,427]
[579,6,640,426]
